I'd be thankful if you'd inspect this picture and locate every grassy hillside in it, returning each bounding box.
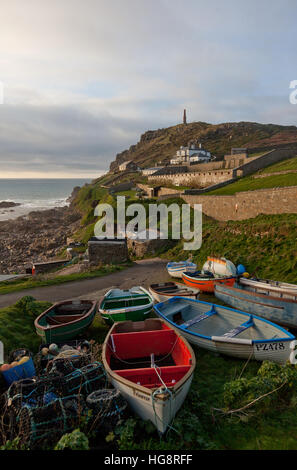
[110,121,297,171]
[163,213,297,283]
[259,155,297,174]
[207,172,297,195]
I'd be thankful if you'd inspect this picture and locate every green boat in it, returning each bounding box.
[34,299,97,343]
[98,287,154,324]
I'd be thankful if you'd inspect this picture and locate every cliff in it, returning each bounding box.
[109,121,297,171]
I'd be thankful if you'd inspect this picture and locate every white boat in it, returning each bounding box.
[153,297,295,364]
[102,318,196,434]
[149,282,200,303]
[166,260,197,278]
[202,256,237,277]
[239,277,297,299]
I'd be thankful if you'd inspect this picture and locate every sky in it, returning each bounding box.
[0,0,297,178]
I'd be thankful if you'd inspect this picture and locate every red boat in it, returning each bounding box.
[182,271,236,293]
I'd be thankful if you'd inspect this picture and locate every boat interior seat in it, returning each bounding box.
[47,314,84,325]
[223,316,254,338]
[181,305,217,329]
[113,365,191,388]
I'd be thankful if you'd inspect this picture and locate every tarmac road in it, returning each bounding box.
[0,258,170,308]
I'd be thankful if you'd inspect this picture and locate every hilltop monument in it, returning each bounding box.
[183,109,187,125]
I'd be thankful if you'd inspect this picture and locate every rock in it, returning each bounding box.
[0,201,21,208]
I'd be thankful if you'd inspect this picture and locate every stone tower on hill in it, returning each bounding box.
[183,109,187,125]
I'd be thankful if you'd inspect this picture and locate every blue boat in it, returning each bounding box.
[153,296,295,364]
[166,261,197,278]
[215,282,297,330]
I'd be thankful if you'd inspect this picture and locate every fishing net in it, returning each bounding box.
[16,395,88,447]
[35,340,93,374]
[86,389,128,432]
[5,374,65,412]
[62,362,107,396]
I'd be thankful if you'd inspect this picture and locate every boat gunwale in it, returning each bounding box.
[102,319,196,398]
[239,278,297,296]
[149,282,200,298]
[98,286,154,315]
[183,273,236,282]
[215,282,297,305]
[153,296,295,344]
[34,300,97,332]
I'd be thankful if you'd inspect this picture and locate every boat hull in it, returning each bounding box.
[182,273,236,293]
[102,318,196,433]
[149,283,200,303]
[153,297,295,364]
[100,305,152,325]
[239,277,297,299]
[107,370,193,434]
[99,287,154,325]
[35,302,97,343]
[166,262,197,279]
[215,283,297,329]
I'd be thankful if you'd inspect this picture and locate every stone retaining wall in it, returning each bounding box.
[182,186,297,221]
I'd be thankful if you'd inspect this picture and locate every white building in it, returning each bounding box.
[170,143,211,165]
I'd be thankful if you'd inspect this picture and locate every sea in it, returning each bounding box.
[0,178,92,220]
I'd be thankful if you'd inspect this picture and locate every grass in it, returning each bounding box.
[259,155,297,174]
[163,213,297,284]
[206,172,297,195]
[0,263,131,295]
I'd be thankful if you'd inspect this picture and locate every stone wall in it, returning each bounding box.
[182,186,297,221]
[88,239,129,265]
[236,148,297,177]
[148,169,234,188]
[127,237,168,257]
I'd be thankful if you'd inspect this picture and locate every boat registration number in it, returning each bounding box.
[255,342,285,351]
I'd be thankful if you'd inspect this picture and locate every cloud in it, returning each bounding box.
[0,0,297,176]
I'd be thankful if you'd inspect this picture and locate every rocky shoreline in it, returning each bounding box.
[0,189,82,274]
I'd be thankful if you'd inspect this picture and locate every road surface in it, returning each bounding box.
[0,259,170,308]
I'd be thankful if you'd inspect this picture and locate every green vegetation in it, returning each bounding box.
[54,429,89,450]
[259,155,297,174]
[206,172,297,195]
[0,296,51,355]
[0,264,130,296]
[114,352,297,450]
[3,296,297,450]
[163,213,297,283]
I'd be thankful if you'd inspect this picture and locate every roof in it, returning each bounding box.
[151,165,188,176]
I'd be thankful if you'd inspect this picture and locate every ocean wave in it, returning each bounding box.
[7,198,70,209]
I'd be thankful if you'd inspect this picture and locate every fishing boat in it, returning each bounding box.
[182,271,236,293]
[34,300,97,343]
[166,260,197,278]
[202,256,237,277]
[239,277,297,299]
[98,287,154,324]
[215,282,297,329]
[153,297,295,364]
[102,318,195,433]
[149,282,200,303]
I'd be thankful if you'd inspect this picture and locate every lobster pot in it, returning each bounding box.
[62,362,106,396]
[17,395,87,446]
[6,374,64,412]
[86,389,127,428]
[46,353,91,375]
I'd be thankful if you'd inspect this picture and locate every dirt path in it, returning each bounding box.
[0,258,170,308]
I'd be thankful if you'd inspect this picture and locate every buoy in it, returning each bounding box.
[237,264,246,276]
[18,356,29,365]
